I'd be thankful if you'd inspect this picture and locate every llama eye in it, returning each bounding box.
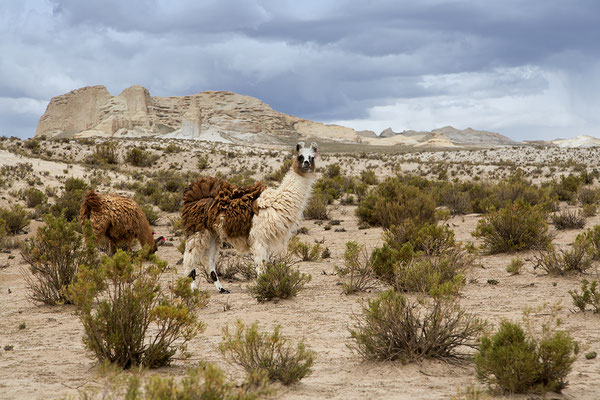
[297,155,304,162]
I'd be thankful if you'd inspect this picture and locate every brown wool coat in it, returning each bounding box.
[80,190,156,253]
[181,177,266,238]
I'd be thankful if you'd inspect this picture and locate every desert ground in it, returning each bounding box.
[1,136,599,399]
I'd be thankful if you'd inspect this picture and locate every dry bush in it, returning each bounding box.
[551,209,585,230]
[288,236,321,261]
[69,250,209,369]
[219,320,315,385]
[88,141,119,165]
[303,190,330,220]
[51,177,89,221]
[475,316,578,394]
[335,241,377,294]
[578,186,599,206]
[75,362,269,400]
[21,215,98,305]
[0,204,31,234]
[21,187,47,208]
[140,204,159,225]
[506,257,524,275]
[531,242,593,275]
[125,147,158,167]
[473,201,551,253]
[349,290,487,362]
[247,256,311,302]
[200,251,256,283]
[569,279,600,313]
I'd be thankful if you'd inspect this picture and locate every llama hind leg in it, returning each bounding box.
[208,236,229,294]
[183,233,203,291]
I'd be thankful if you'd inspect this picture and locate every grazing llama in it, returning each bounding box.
[80,189,164,254]
[182,142,318,293]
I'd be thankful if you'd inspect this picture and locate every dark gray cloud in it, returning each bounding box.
[1,0,599,140]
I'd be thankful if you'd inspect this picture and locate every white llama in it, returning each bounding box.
[181,142,318,293]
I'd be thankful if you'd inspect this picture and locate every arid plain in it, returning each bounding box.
[1,137,599,399]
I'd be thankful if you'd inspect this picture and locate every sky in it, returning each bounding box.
[1,0,600,141]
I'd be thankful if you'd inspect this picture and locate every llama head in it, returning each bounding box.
[293,142,318,176]
[151,235,165,253]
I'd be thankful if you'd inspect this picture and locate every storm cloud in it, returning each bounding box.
[1,0,599,140]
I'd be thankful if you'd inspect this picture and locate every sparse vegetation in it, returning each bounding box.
[219,320,315,385]
[335,241,377,294]
[288,236,321,261]
[506,257,524,275]
[569,279,600,313]
[248,257,311,302]
[532,242,593,275]
[0,204,31,234]
[551,209,585,230]
[69,250,208,369]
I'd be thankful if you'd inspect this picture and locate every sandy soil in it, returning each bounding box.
[1,139,599,399]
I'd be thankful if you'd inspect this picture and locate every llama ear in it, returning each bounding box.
[154,236,165,245]
[310,142,318,156]
[296,142,305,153]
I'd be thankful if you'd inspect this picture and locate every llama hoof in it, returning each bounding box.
[219,288,230,294]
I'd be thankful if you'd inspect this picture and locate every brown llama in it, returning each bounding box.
[182,142,318,293]
[80,189,164,254]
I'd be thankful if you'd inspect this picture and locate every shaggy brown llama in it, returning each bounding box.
[80,190,164,254]
[182,142,318,293]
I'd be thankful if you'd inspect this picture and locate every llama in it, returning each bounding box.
[80,189,164,254]
[182,142,318,293]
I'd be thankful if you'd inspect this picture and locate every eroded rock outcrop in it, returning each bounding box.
[36,85,361,144]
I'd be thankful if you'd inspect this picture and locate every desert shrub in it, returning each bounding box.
[21,215,97,305]
[473,201,551,253]
[196,155,209,170]
[360,169,379,185]
[75,362,269,400]
[88,141,119,165]
[303,190,330,220]
[288,236,321,261]
[227,171,256,187]
[158,192,182,212]
[349,290,486,362]
[69,250,209,369]
[576,225,600,259]
[383,220,456,256]
[551,209,585,230]
[163,143,183,154]
[441,186,472,215]
[569,279,600,313]
[22,187,47,208]
[248,257,311,302]
[577,186,598,206]
[370,244,401,284]
[335,241,377,294]
[554,174,583,202]
[487,170,554,212]
[64,177,88,192]
[506,257,524,275]
[220,320,315,385]
[582,203,597,217]
[140,204,159,225]
[532,242,593,275]
[125,147,158,167]
[266,158,292,182]
[356,177,436,228]
[475,319,578,394]
[0,204,31,234]
[24,138,41,153]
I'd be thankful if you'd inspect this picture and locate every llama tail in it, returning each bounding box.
[80,189,103,222]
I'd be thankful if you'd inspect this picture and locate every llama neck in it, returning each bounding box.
[272,169,316,212]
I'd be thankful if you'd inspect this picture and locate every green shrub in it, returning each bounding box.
[383,220,455,256]
[473,201,551,253]
[140,204,159,225]
[21,215,98,305]
[394,251,468,295]
[266,158,292,182]
[356,177,436,228]
[569,279,600,313]
[288,236,321,261]
[576,225,600,259]
[578,186,598,206]
[22,187,47,208]
[532,242,593,275]
[196,155,209,170]
[220,320,315,385]
[335,241,377,294]
[125,147,158,167]
[360,169,379,185]
[506,257,524,275]
[163,143,183,154]
[441,186,472,215]
[158,192,182,212]
[349,290,486,362]
[551,209,585,230]
[69,250,209,369]
[0,204,30,234]
[75,362,269,400]
[303,190,330,220]
[52,189,87,222]
[64,177,89,192]
[88,141,119,165]
[475,319,578,394]
[248,257,311,302]
[552,174,583,202]
[582,203,597,217]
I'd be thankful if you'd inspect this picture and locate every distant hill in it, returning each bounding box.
[35,85,361,144]
[552,135,600,148]
[361,126,518,147]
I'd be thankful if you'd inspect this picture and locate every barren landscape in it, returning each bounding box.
[1,136,600,399]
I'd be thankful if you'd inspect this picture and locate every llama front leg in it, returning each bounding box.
[208,236,229,294]
[252,242,269,276]
[183,235,200,291]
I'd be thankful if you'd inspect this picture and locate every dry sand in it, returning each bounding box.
[1,139,599,399]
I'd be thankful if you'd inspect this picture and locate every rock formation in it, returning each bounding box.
[36,85,361,144]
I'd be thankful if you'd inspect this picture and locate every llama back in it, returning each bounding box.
[182,177,266,237]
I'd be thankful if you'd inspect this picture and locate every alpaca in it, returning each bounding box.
[80,189,164,254]
[182,142,318,293]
